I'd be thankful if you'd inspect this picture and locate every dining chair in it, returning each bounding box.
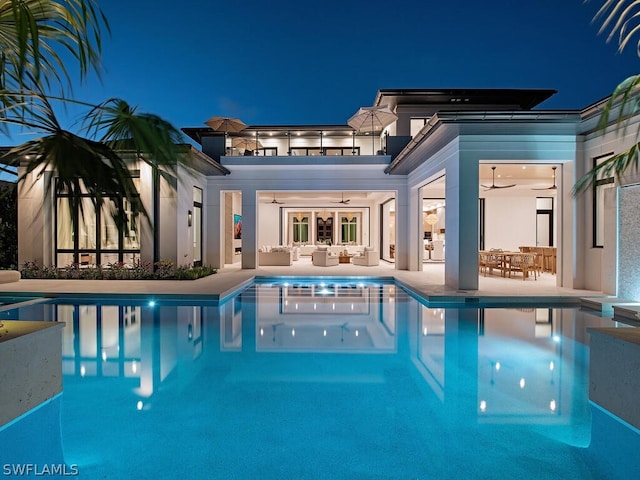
[481,250,504,276]
[508,253,537,280]
[543,247,556,274]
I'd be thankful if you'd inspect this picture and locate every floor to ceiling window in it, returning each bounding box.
[340,214,358,244]
[193,187,203,267]
[55,177,141,267]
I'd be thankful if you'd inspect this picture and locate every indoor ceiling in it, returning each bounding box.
[256,164,561,204]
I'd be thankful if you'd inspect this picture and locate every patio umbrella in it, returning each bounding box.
[204,116,248,133]
[347,105,397,154]
[232,136,263,154]
[205,117,248,155]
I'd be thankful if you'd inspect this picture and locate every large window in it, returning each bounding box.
[56,177,141,266]
[292,214,309,243]
[193,187,203,267]
[340,215,358,244]
[593,154,615,248]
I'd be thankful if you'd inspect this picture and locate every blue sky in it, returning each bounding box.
[16,1,640,134]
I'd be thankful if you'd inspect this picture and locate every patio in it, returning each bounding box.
[0,258,602,304]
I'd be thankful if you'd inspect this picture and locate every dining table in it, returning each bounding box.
[479,250,539,278]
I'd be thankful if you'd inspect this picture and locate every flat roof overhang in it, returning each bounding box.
[385,110,582,175]
[374,88,558,111]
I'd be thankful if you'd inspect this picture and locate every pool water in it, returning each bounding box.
[1,278,639,479]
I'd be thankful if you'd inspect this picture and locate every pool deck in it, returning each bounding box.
[0,259,607,305]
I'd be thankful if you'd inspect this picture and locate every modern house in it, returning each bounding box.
[15,88,640,299]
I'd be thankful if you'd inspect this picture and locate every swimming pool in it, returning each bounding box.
[1,278,639,479]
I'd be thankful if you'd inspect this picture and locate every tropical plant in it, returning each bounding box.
[19,259,216,280]
[0,0,188,238]
[574,1,640,193]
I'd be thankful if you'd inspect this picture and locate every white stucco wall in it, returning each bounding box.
[208,161,405,269]
[483,196,537,251]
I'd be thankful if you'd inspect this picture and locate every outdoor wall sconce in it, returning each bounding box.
[188,210,193,227]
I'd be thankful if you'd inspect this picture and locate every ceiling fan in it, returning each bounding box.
[267,193,285,204]
[332,192,351,204]
[532,166,557,190]
[481,166,516,191]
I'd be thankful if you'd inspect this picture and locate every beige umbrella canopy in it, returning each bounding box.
[204,116,248,133]
[348,104,397,153]
[232,136,263,154]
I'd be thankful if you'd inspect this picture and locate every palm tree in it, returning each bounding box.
[0,0,188,264]
[574,0,640,193]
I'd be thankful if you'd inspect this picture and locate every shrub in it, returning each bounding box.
[19,260,216,280]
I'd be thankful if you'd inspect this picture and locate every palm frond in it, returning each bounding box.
[575,3,640,195]
[592,0,640,55]
[573,143,640,194]
[0,96,145,234]
[0,0,108,94]
[83,98,191,180]
[596,74,640,135]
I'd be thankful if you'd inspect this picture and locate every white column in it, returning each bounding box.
[241,188,258,269]
[394,185,410,270]
[205,188,223,269]
[445,154,479,290]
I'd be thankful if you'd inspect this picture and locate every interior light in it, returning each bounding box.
[423,327,428,336]
[131,361,137,374]
[549,361,555,371]
[519,378,526,389]
[291,329,295,337]
[495,362,501,371]
[355,330,359,337]
[136,401,143,411]
[260,328,264,337]
[148,300,156,307]
[549,400,557,412]
[102,351,107,362]
[323,329,327,337]
[479,400,487,412]
[552,335,561,342]
[80,365,86,377]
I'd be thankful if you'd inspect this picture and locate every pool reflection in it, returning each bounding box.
[2,281,639,478]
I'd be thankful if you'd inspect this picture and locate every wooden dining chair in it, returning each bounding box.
[543,247,556,274]
[508,253,537,280]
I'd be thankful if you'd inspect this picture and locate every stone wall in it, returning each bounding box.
[619,184,640,300]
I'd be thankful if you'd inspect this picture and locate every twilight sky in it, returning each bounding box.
[22,0,640,134]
